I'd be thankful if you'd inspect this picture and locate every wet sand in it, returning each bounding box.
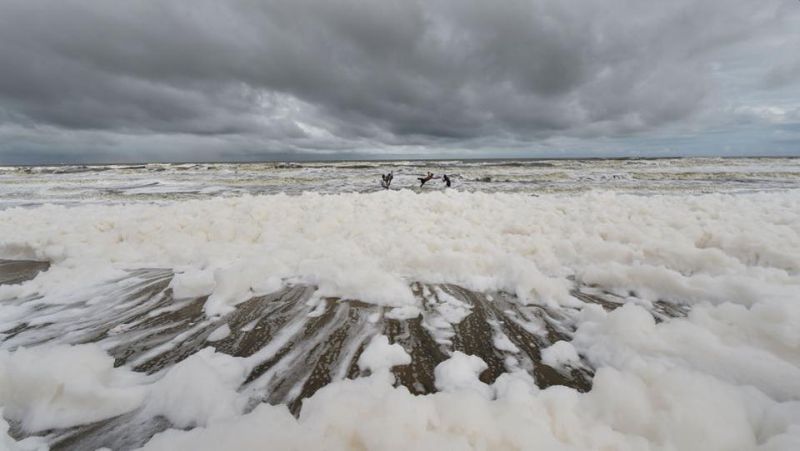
[0,259,50,285]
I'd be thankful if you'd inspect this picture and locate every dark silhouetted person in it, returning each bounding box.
[442,174,451,187]
[418,172,434,187]
[380,171,393,189]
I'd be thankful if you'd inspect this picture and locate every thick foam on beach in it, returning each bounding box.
[1,189,799,450]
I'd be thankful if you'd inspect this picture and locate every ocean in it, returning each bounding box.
[1,157,799,450]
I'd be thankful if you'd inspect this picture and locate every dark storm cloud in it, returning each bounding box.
[0,0,798,162]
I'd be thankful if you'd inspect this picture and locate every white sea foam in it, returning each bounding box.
[433,351,492,397]
[138,354,800,451]
[492,332,520,354]
[206,324,231,342]
[0,344,147,433]
[144,348,248,428]
[1,410,46,451]
[541,340,580,369]
[2,190,797,311]
[357,335,411,374]
[0,188,799,449]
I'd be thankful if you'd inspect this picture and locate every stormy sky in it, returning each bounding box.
[1,0,799,164]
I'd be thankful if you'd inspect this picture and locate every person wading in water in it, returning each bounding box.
[442,174,451,187]
[418,172,434,187]
[380,171,393,189]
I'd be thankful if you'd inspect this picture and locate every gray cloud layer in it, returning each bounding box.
[1,0,799,163]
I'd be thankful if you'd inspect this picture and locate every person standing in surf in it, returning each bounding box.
[380,171,393,189]
[442,174,451,187]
